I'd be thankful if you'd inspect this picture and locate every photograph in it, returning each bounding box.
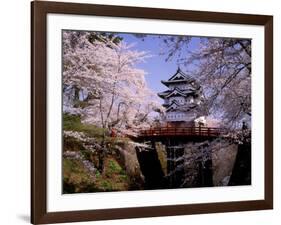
[62,30,252,193]
[29,1,274,223]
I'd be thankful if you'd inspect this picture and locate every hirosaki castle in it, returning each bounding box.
[158,68,204,124]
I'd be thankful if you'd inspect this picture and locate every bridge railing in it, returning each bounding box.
[138,126,225,138]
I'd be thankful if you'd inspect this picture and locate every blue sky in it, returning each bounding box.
[118,33,200,95]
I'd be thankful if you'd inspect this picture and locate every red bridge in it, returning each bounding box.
[138,126,224,138]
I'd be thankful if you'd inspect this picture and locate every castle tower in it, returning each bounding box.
[158,68,204,124]
[157,68,206,188]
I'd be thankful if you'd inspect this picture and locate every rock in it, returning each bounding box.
[211,140,238,186]
[220,176,231,186]
[116,142,145,190]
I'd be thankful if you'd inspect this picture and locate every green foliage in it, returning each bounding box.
[95,157,129,191]
[63,156,130,193]
[63,158,98,193]
[80,150,91,161]
[119,174,128,182]
[95,170,101,178]
[63,113,107,138]
[63,136,85,152]
[100,180,113,190]
[107,159,123,175]
[63,113,81,130]
[63,114,134,193]
[88,32,123,46]
[73,100,89,109]
[104,158,125,178]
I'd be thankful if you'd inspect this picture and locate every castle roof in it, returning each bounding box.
[163,99,180,107]
[166,101,181,112]
[158,87,198,99]
[166,88,187,98]
[161,68,195,87]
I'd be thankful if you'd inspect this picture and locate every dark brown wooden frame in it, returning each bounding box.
[31,1,273,224]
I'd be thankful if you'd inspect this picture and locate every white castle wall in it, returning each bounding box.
[166,111,197,122]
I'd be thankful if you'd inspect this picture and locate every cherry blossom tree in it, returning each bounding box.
[63,31,163,135]
[159,36,251,129]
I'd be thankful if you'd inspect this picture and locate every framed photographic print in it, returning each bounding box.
[31,1,273,224]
